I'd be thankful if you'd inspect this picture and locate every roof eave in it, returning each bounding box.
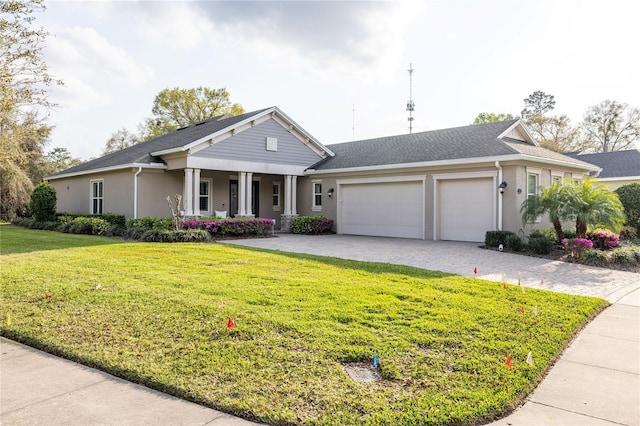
[306,153,598,175]
[45,163,167,180]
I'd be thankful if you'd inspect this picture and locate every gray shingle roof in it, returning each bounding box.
[49,108,271,177]
[311,120,593,170]
[565,150,640,178]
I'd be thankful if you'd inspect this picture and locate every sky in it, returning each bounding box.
[38,0,640,160]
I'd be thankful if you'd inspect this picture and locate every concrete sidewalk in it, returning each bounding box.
[0,338,261,426]
[492,288,640,426]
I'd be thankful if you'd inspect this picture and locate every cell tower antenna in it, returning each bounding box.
[406,63,415,133]
[352,104,355,140]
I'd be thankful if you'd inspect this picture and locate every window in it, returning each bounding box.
[527,173,541,222]
[312,181,322,211]
[272,183,281,211]
[91,180,103,214]
[199,179,212,213]
[551,171,564,184]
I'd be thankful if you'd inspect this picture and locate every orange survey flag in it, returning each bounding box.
[504,354,512,369]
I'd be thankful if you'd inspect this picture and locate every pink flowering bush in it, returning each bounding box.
[586,230,620,250]
[561,238,593,258]
[182,217,274,237]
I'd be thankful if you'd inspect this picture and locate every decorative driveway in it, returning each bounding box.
[223,234,640,302]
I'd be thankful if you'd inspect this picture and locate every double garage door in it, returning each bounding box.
[338,177,494,242]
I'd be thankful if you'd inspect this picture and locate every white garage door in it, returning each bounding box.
[339,181,424,239]
[439,178,494,242]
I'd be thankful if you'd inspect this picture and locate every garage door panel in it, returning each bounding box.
[439,179,494,242]
[340,181,423,239]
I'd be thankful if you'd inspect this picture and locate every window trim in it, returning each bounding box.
[272,182,281,211]
[90,179,104,214]
[311,180,322,212]
[198,178,213,214]
[526,172,541,223]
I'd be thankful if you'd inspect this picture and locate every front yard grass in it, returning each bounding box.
[0,225,607,425]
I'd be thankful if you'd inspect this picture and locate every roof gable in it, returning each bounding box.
[48,107,332,179]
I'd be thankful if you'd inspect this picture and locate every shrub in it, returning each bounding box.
[291,216,334,234]
[182,217,274,238]
[561,238,593,258]
[581,249,610,267]
[173,229,211,242]
[505,234,524,251]
[615,183,640,229]
[127,217,173,231]
[484,231,516,248]
[527,230,556,254]
[620,225,638,240]
[56,213,126,229]
[68,217,110,236]
[11,217,34,228]
[29,182,57,222]
[586,230,620,250]
[611,249,636,265]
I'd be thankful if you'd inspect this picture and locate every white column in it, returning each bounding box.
[193,168,201,216]
[183,168,193,216]
[238,172,246,216]
[245,172,253,216]
[284,175,292,215]
[291,176,298,215]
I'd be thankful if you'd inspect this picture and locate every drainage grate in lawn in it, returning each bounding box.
[342,363,381,383]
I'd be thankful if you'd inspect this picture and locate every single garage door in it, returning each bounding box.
[339,181,424,239]
[439,178,494,242]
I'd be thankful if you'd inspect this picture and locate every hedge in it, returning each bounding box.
[291,216,334,234]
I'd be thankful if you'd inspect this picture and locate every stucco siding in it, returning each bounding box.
[193,118,322,166]
[137,171,182,218]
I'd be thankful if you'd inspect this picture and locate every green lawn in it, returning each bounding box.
[0,225,607,425]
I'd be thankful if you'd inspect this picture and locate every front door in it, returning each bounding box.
[229,180,259,217]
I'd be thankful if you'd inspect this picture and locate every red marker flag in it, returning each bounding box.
[519,306,525,315]
[473,267,478,275]
[504,354,512,369]
[227,317,235,329]
[44,292,52,299]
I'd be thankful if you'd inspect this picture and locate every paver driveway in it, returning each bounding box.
[223,234,640,301]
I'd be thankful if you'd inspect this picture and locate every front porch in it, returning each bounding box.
[180,168,301,231]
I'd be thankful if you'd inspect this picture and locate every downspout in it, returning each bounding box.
[133,166,142,219]
[495,161,503,231]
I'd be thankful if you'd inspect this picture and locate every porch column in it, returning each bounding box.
[183,168,193,216]
[284,175,292,215]
[245,172,253,216]
[238,172,246,216]
[193,168,201,216]
[291,175,298,215]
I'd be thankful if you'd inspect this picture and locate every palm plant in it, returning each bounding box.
[521,178,625,240]
[521,181,569,241]
[564,179,625,238]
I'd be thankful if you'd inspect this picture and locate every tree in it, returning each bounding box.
[472,112,514,125]
[33,147,82,181]
[580,100,640,152]
[139,87,244,140]
[29,181,56,222]
[0,0,61,219]
[615,183,640,230]
[521,91,555,119]
[525,114,583,152]
[103,128,140,155]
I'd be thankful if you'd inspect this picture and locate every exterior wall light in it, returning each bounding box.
[327,188,335,197]
[498,181,508,194]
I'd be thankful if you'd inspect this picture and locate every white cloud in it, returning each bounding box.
[135,2,215,49]
[48,26,154,83]
[50,74,110,110]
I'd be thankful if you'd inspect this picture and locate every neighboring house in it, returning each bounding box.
[565,150,640,189]
[47,107,598,242]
